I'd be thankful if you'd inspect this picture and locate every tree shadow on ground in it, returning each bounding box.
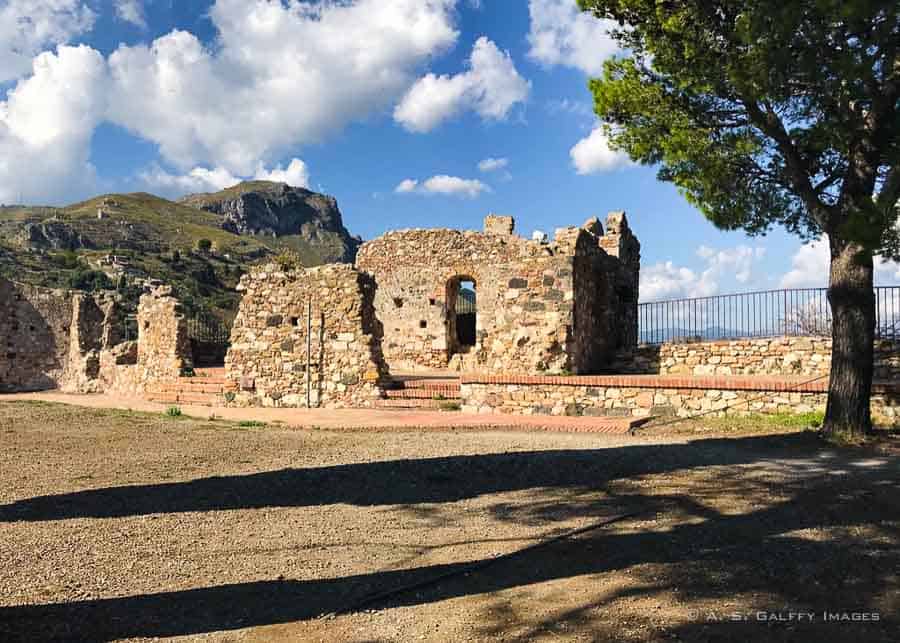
[1,433,898,642]
[1,432,826,523]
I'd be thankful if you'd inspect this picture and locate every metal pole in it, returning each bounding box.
[306,298,312,409]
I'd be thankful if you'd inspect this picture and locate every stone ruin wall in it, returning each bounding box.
[0,279,76,392]
[98,286,193,394]
[613,336,900,380]
[0,278,192,395]
[225,263,387,408]
[355,213,640,375]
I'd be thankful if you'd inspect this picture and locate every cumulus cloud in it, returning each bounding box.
[394,36,530,133]
[780,239,900,288]
[527,0,619,75]
[0,0,462,203]
[394,179,419,194]
[640,245,767,301]
[395,175,490,198]
[108,0,459,173]
[478,157,509,172]
[115,0,147,28]
[0,0,95,83]
[0,45,107,204]
[570,125,632,174]
[140,158,310,197]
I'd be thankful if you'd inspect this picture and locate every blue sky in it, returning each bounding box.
[2,0,898,298]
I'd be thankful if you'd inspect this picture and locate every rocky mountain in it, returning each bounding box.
[0,181,362,316]
[180,181,361,263]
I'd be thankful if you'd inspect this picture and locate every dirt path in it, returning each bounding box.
[0,401,897,642]
[0,391,637,433]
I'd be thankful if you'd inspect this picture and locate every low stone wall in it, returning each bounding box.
[614,336,900,380]
[225,263,387,408]
[460,374,899,422]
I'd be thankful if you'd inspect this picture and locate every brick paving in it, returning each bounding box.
[0,391,642,434]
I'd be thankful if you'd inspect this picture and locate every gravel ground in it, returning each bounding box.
[0,400,898,642]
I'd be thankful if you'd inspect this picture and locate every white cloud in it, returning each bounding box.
[395,179,419,194]
[140,158,311,197]
[0,45,107,204]
[0,0,96,83]
[570,125,632,174]
[256,158,310,188]
[115,0,147,28]
[697,244,766,284]
[527,0,620,75]
[108,0,459,173]
[394,36,530,133]
[478,157,508,172]
[780,239,829,288]
[395,175,490,198]
[781,238,900,288]
[640,245,767,301]
[0,0,461,203]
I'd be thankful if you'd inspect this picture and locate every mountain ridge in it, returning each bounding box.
[0,181,360,317]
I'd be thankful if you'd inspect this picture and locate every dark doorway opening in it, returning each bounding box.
[187,312,231,367]
[456,280,476,347]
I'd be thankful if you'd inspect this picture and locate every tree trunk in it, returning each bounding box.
[823,235,875,437]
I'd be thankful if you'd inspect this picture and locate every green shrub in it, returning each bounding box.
[196,238,213,253]
[165,406,182,418]
[274,250,303,272]
[439,402,461,412]
[67,268,113,292]
[238,420,267,428]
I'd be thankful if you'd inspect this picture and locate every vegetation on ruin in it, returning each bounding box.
[580,0,900,437]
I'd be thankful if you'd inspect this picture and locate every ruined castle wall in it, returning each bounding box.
[356,213,640,375]
[0,279,74,392]
[357,227,575,373]
[135,286,192,381]
[225,263,386,408]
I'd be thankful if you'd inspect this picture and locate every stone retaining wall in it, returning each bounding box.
[614,336,900,379]
[460,374,899,423]
[225,263,387,408]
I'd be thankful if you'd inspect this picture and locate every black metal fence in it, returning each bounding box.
[186,311,231,345]
[638,286,900,345]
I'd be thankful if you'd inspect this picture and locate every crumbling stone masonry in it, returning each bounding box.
[225,263,387,408]
[97,286,193,394]
[355,213,640,375]
[0,279,76,392]
[0,278,192,394]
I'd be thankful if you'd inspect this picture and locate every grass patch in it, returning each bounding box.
[439,402,461,412]
[652,410,825,435]
[237,420,267,428]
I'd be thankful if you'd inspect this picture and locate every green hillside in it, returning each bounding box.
[0,182,359,320]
